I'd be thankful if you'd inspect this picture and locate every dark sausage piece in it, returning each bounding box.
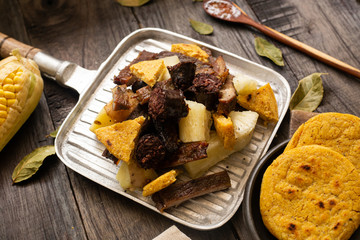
[135,134,166,169]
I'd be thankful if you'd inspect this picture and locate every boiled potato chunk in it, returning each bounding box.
[179,100,211,142]
[229,111,259,151]
[161,55,180,67]
[160,55,180,81]
[184,111,259,178]
[232,73,257,96]
[89,107,114,132]
[116,160,157,191]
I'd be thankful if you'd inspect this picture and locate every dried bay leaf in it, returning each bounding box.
[255,37,284,66]
[116,0,150,7]
[190,19,213,35]
[12,145,56,184]
[289,73,325,112]
[48,127,59,138]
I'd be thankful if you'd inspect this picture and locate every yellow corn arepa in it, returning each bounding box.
[285,112,360,170]
[0,51,43,151]
[260,145,360,240]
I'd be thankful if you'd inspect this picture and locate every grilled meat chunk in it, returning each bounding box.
[136,134,166,169]
[217,75,237,115]
[127,104,148,121]
[131,79,148,92]
[114,50,158,85]
[154,120,181,154]
[152,170,231,212]
[161,141,209,168]
[154,78,175,91]
[168,62,196,91]
[190,73,223,110]
[148,87,188,122]
[102,149,118,164]
[210,55,229,83]
[112,84,135,110]
[136,85,152,105]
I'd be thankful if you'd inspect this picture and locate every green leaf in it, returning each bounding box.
[49,127,59,138]
[254,37,284,66]
[190,19,213,35]
[116,0,150,7]
[12,145,56,184]
[289,73,325,112]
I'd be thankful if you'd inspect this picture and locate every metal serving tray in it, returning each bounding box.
[54,28,291,230]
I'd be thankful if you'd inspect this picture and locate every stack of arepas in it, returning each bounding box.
[260,112,360,240]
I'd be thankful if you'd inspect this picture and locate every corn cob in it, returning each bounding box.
[0,50,43,151]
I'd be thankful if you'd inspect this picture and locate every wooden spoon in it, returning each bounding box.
[203,0,360,79]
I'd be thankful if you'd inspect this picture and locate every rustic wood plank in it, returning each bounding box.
[15,0,147,239]
[1,0,359,239]
[0,95,88,239]
[0,0,87,239]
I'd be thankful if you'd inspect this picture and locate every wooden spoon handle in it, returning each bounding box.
[0,32,41,59]
[244,18,360,79]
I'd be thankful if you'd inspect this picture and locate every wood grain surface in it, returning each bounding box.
[0,0,359,239]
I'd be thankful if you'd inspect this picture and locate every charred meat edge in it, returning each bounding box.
[152,170,231,212]
[217,75,237,115]
[160,141,209,168]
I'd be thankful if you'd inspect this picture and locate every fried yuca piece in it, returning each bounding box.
[0,50,43,152]
[171,43,209,62]
[142,169,181,197]
[94,116,145,164]
[237,83,278,124]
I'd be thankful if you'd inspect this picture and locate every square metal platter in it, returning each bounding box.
[55,28,291,230]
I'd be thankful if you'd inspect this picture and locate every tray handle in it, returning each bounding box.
[0,32,96,94]
[0,32,41,59]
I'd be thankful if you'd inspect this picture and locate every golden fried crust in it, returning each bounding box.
[212,113,236,150]
[130,59,166,87]
[95,116,145,164]
[236,83,278,124]
[260,145,360,240]
[171,43,209,62]
[285,112,360,170]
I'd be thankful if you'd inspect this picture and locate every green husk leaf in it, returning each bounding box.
[254,37,284,66]
[116,0,150,7]
[289,73,325,112]
[189,19,213,35]
[12,145,56,184]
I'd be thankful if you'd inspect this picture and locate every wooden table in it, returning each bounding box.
[1,0,359,239]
